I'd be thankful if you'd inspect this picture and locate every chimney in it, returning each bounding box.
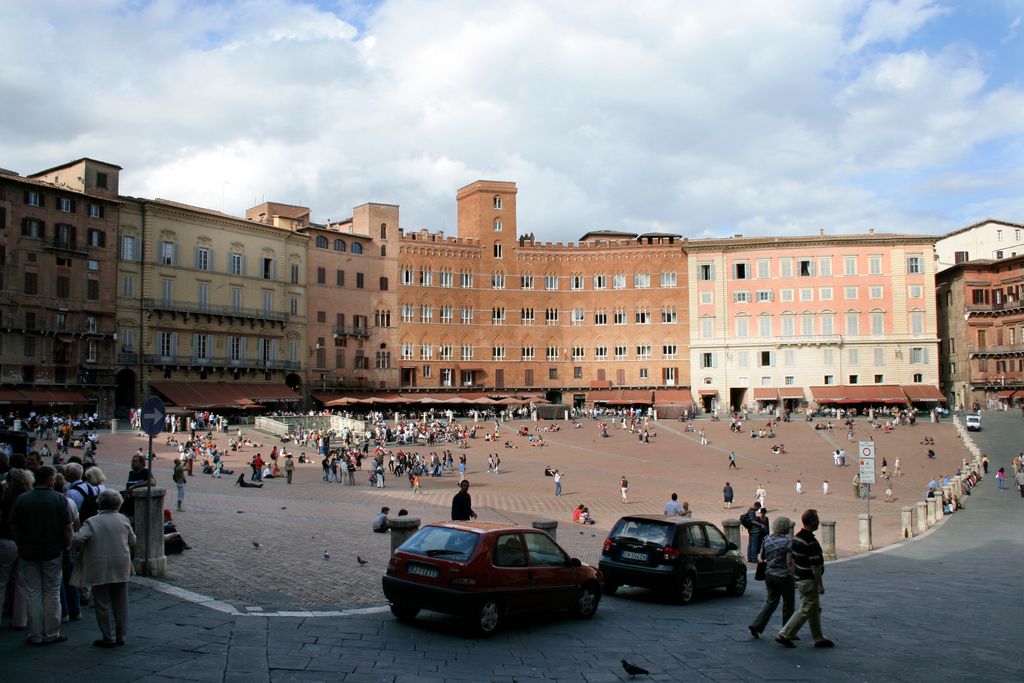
[819,228,825,236]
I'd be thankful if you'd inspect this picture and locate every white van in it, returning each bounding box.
[965,414,982,431]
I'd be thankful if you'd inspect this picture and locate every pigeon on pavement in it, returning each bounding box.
[323,549,330,560]
[251,541,261,548]
[356,556,368,565]
[621,660,649,677]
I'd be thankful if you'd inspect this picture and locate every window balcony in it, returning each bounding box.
[143,298,287,324]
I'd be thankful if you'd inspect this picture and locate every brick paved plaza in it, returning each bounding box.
[77,413,970,611]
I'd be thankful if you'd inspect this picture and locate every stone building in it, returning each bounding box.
[686,231,943,415]
[0,158,122,415]
[935,219,1024,272]
[396,181,691,412]
[114,196,308,415]
[936,253,1024,410]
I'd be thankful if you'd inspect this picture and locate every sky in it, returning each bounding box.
[2,0,1023,242]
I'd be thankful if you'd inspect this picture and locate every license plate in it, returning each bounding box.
[407,562,440,578]
[621,550,648,561]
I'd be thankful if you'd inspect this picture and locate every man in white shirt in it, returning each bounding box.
[664,493,683,516]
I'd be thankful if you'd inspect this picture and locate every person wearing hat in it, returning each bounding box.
[372,507,390,533]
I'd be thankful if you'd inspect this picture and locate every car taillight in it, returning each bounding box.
[663,547,681,561]
[603,538,612,553]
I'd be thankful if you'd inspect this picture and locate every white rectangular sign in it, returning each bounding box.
[858,441,876,485]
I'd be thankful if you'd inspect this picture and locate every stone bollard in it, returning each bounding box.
[821,520,837,560]
[388,518,421,554]
[722,519,742,550]
[563,410,569,421]
[132,487,167,577]
[533,519,558,542]
[926,497,937,526]
[110,419,118,434]
[916,501,928,533]
[858,514,873,551]
[901,506,914,538]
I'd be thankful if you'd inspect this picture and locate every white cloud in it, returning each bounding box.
[0,0,1022,241]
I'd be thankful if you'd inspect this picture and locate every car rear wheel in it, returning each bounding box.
[603,581,619,596]
[389,603,420,622]
[572,584,600,619]
[677,574,696,605]
[475,599,503,636]
[727,569,747,597]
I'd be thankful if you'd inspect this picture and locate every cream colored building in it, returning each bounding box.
[115,198,308,413]
[687,232,942,414]
[935,219,1024,272]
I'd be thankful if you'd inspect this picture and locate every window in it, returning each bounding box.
[798,259,814,277]
[700,291,713,305]
[22,218,44,238]
[639,368,649,380]
[87,259,99,271]
[997,229,1003,241]
[57,197,74,213]
[908,285,922,298]
[701,352,715,368]
[701,318,714,338]
[759,350,774,367]
[350,243,363,254]
[84,278,98,301]
[491,307,506,325]
[907,256,921,274]
[401,268,414,286]
[493,243,503,258]
[420,305,433,323]
[819,287,833,301]
[756,290,773,302]
[440,306,453,324]
[849,374,859,384]
[401,344,414,360]
[492,345,506,360]
[87,228,105,247]
[421,344,434,360]
[379,276,388,291]
[548,368,558,380]
[492,195,503,209]
[95,172,108,189]
[634,273,650,288]
[660,272,677,287]
[544,274,558,290]
[759,316,772,336]
[735,317,749,337]
[574,366,584,379]
[869,286,883,299]
[522,346,535,361]
[521,307,535,325]
[334,239,346,252]
[732,291,750,303]
[910,311,924,335]
[821,314,834,335]
[547,347,559,361]
[290,298,298,315]
[800,288,813,301]
[519,273,533,290]
[782,316,795,336]
[661,307,677,323]
[571,308,585,326]
[316,267,326,284]
[662,344,678,359]
[231,287,242,312]
[460,307,473,324]
[699,263,715,281]
[593,274,607,290]
[779,258,793,278]
[614,346,628,360]
[845,286,858,300]
[848,348,859,365]
[871,313,885,335]
[263,292,272,316]
[818,257,832,276]
[420,268,433,286]
[844,255,857,275]
[290,263,299,284]
[315,236,328,249]
[545,308,559,325]
[874,347,885,366]
[846,312,859,335]
[25,190,42,206]
[492,273,505,289]
[261,257,274,280]
[954,251,969,264]
[439,344,453,361]
[593,310,607,325]
[869,255,882,275]
[594,346,607,360]
[801,314,814,336]
[439,270,453,288]
[824,374,835,385]
[122,275,134,298]
[613,309,627,325]
[913,373,923,382]
[493,218,502,231]
[756,260,770,279]
[733,262,749,279]
[230,253,244,275]
[635,309,651,324]
[356,272,364,289]
[613,274,626,289]
[572,346,585,360]
[780,289,793,302]
[570,274,585,290]
[159,241,176,265]
[784,350,795,366]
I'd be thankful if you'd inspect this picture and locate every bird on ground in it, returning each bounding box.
[280,506,287,510]
[621,660,649,677]
[323,549,330,560]
[356,556,368,565]
[251,541,261,548]
[236,510,243,514]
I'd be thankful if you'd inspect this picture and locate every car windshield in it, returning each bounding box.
[611,519,675,547]
[399,526,480,562]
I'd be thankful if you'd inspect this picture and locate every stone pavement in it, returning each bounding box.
[2,412,1021,681]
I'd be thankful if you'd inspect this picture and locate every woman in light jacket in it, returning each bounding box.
[71,489,136,648]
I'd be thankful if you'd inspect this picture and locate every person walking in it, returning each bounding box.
[748,516,795,639]
[776,509,834,649]
[1014,467,1024,498]
[894,458,902,477]
[723,482,734,509]
[822,480,829,495]
[981,455,989,474]
[664,493,683,516]
[451,480,477,521]
[9,466,73,645]
[284,454,294,484]
[728,451,737,469]
[741,501,763,563]
[172,459,186,511]
[554,469,563,496]
[996,467,1006,491]
[755,483,766,509]
[70,490,136,648]
[795,479,803,495]
[620,476,629,504]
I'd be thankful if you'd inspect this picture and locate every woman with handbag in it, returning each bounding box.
[748,516,795,639]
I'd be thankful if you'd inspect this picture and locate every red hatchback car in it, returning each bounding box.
[383,521,603,635]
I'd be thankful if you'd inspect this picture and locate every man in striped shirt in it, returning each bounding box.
[775,509,834,648]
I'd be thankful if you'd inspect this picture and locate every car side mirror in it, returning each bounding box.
[726,542,738,551]
[568,557,582,567]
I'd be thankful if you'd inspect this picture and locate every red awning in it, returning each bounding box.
[20,389,92,405]
[654,389,693,405]
[778,387,805,400]
[151,382,299,409]
[0,390,26,404]
[902,385,947,402]
[997,389,1019,399]
[752,388,779,401]
[810,386,845,403]
[698,389,718,397]
[588,389,653,405]
[590,380,612,389]
[812,385,907,404]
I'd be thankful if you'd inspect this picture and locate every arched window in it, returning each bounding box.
[333,239,346,252]
[380,245,387,257]
[380,223,387,239]
[315,236,328,249]
[379,276,389,291]
[351,242,363,255]
[493,218,502,231]
[492,196,502,209]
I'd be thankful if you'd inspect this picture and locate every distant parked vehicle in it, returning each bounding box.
[965,414,982,431]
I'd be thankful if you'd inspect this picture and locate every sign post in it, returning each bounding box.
[859,441,875,519]
[140,396,166,575]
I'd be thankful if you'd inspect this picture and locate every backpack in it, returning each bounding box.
[740,510,753,530]
[72,483,100,522]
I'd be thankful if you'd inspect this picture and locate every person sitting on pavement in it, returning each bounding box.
[235,473,263,489]
[372,506,390,533]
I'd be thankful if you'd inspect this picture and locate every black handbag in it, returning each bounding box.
[754,561,767,581]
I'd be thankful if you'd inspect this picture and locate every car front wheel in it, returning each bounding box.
[390,603,420,622]
[572,584,600,619]
[475,599,502,636]
[727,569,747,597]
[677,574,696,605]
